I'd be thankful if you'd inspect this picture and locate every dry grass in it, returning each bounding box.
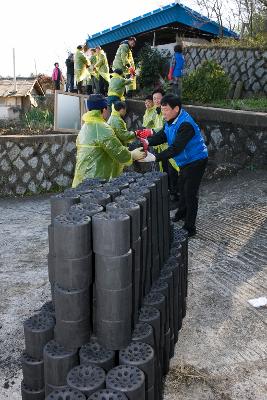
[165,363,232,400]
[168,363,211,386]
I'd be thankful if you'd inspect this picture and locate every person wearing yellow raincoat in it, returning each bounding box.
[107,69,133,108]
[72,95,145,187]
[74,45,90,93]
[143,95,157,128]
[112,37,136,97]
[107,101,135,146]
[89,48,99,93]
[95,46,110,95]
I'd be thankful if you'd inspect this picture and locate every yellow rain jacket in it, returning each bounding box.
[108,107,135,146]
[112,41,136,92]
[143,107,157,128]
[126,50,136,91]
[95,50,110,83]
[108,73,132,99]
[89,54,99,78]
[74,49,90,83]
[72,110,132,187]
[146,109,179,172]
[112,42,132,73]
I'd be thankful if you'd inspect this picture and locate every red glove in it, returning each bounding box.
[140,138,149,154]
[136,129,153,139]
[168,67,174,81]
[129,66,136,76]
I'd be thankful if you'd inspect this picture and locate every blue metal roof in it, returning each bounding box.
[87,2,237,47]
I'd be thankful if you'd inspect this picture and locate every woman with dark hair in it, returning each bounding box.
[52,63,63,91]
[168,44,185,97]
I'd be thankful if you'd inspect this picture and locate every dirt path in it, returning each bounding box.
[0,170,266,399]
[166,170,267,400]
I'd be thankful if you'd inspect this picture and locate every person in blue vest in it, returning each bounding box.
[138,94,208,237]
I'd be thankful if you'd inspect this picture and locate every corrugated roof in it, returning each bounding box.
[87,2,237,47]
[0,79,44,97]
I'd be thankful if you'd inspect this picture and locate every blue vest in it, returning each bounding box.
[164,109,208,167]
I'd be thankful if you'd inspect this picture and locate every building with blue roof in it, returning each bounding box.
[86,1,237,61]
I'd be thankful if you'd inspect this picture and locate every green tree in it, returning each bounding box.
[136,43,170,89]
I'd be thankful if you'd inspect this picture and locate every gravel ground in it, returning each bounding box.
[0,169,266,399]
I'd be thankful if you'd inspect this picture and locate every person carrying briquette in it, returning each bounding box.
[72,94,145,187]
[143,95,157,128]
[107,69,133,108]
[151,88,180,202]
[94,46,110,95]
[74,45,90,94]
[112,37,136,97]
[168,44,185,97]
[107,101,135,146]
[137,94,208,237]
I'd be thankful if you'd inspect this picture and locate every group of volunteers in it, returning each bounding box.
[71,38,207,237]
[53,38,185,102]
[56,36,207,237]
[53,37,137,100]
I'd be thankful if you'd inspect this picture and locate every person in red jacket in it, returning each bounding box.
[52,63,64,91]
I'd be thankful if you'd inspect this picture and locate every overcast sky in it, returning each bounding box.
[0,0,220,77]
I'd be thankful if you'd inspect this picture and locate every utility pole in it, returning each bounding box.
[34,59,38,77]
[13,48,17,92]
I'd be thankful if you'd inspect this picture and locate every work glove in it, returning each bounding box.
[129,66,136,76]
[131,147,146,161]
[139,138,149,153]
[138,152,156,162]
[135,128,153,139]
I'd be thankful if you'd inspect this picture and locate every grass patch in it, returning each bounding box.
[186,97,267,112]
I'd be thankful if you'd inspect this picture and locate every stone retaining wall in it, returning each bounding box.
[183,47,267,97]
[0,134,77,196]
[125,100,267,178]
[0,101,266,196]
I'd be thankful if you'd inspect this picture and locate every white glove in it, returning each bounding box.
[138,152,156,162]
[131,147,146,161]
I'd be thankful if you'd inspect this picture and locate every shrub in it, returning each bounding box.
[136,43,170,88]
[188,34,267,50]
[183,60,230,103]
[23,108,53,131]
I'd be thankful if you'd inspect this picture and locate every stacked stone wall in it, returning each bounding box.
[125,100,267,178]
[0,134,76,196]
[184,47,267,96]
[0,101,266,196]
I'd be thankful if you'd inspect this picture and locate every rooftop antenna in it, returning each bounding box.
[13,48,17,92]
